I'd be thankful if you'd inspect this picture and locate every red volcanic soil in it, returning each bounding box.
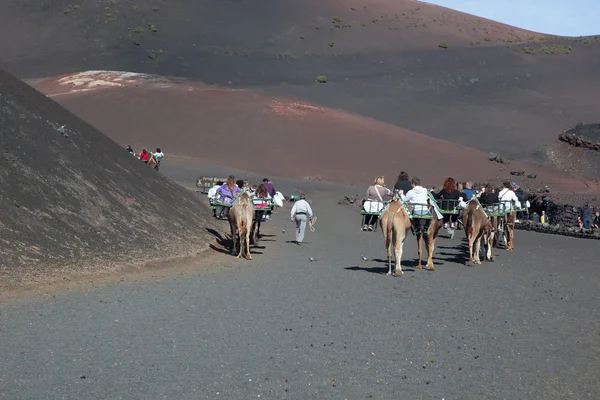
[34,72,600,197]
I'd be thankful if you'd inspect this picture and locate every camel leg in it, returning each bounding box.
[385,230,393,276]
[416,234,423,269]
[426,235,435,270]
[393,232,405,277]
[245,228,252,260]
[236,225,244,259]
[506,224,514,250]
[484,230,494,261]
[466,231,475,265]
[473,233,482,264]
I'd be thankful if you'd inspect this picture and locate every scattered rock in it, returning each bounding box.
[487,152,506,164]
[338,195,359,205]
[510,170,525,176]
[526,174,537,179]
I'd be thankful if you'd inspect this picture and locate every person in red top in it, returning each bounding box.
[139,149,150,163]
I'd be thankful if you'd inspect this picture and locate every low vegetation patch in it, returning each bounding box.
[438,42,448,49]
[133,26,144,34]
[328,41,335,47]
[316,75,328,83]
[148,23,157,32]
[63,5,80,14]
[522,43,572,55]
[484,37,492,42]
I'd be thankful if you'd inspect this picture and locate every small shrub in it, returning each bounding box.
[372,18,378,23]
[300,35,305,39]
[148,24,157,32]
[316,75,328,83]
[484,37,492,42]
[438,42,448,49]
[328,41,334,47]
[133,26,144,34]
[332,17,342,23]
[63,5,79,14]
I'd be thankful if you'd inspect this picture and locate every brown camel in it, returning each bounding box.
[410,203,443,270]
[227,192,254,260]
[502,211,517,250]
[462,200,494,264]
[491,211,516,251]
[380,199,412,277]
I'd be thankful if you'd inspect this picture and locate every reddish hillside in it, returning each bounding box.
[34,72,600,197]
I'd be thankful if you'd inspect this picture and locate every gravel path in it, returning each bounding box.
[1,168,599,399]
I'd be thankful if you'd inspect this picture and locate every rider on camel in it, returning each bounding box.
[435,177,461,229]
[400,177,430,234]
[215,175,242,219]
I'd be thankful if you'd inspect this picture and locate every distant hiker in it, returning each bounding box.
[593,211,600,229]
[126,145,134,154]
[216,175,242,219]
[393,171,412,194]
[581,204,592,229]
[540,210,547,224]
[362,176,393,231]
[290,193,314,245]
[139,149,150,163]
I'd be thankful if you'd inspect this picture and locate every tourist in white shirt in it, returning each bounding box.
[290,193,314,245]
[497,181,521,213]
[399,177,430,216]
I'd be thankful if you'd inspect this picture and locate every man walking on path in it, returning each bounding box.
[290,193,314,245]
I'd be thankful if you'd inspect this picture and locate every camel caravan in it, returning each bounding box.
[365,175,526,277]
[203,175,286,259]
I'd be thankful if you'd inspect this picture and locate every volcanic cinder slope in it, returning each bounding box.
[32,71,600,201]
[0,69,219,288]
[3,0,600,164]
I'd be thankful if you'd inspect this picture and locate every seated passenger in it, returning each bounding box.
[400,177,430,233]
[498,181,522,214]
[478,183,500,213]
[435,177,461,229]
[362,176,393,231]
[215,175,242,219]
[253,184,271,221]
[393,171,412,194]
[462,181,477,201]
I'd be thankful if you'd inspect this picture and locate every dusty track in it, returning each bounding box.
[1,161,599,399]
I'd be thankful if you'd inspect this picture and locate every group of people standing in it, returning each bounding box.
[361,172,529,232]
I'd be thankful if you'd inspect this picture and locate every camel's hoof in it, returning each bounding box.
[246,255,253,260]
[386,271,392,276]
[426,265,435,271]
[395,271,403,277]
[416,265,423,270]
[236,255,242,259]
